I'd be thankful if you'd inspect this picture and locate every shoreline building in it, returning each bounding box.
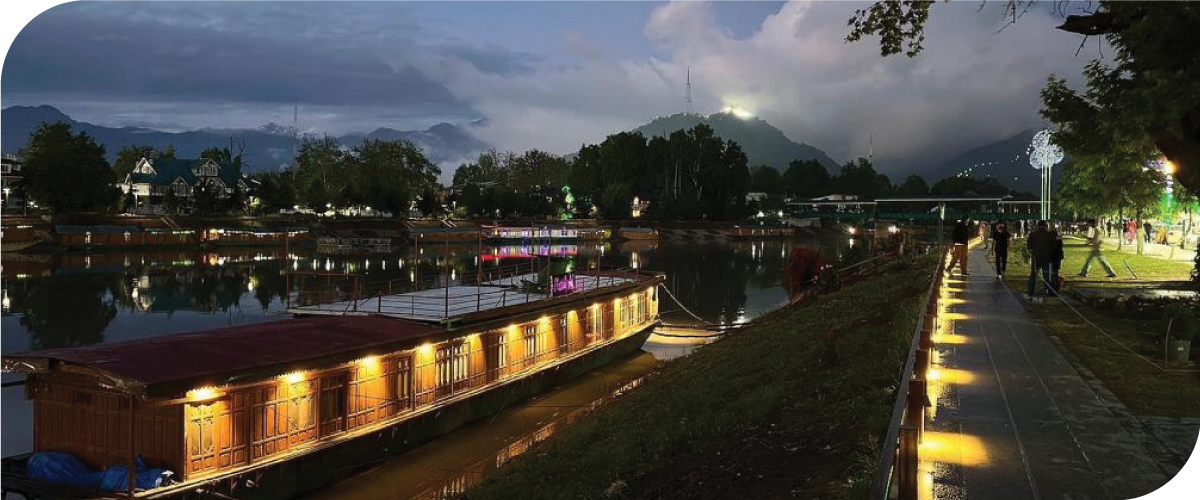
[119,158,248,212]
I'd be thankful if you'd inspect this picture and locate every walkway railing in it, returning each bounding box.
[870,246,951,499]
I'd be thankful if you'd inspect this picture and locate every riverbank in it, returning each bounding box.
[459,255,936,500]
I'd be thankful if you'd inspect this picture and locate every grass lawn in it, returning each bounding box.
[995,236,1192,288]
[460,256,937,500]
[988,236,1200,418]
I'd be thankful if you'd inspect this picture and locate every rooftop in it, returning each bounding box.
[2,315,444,396]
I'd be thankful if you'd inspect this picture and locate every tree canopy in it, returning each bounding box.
[20,122,118,213]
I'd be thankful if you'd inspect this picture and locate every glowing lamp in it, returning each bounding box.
[188,387,218,402]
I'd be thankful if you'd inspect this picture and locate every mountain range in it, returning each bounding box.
[1,105,492,173]
[633,112,840,171]
[923,128,1043,194]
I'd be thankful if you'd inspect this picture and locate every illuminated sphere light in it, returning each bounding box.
[1027,129,1064,170]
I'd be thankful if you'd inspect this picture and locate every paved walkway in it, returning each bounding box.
[925,245,1198,500]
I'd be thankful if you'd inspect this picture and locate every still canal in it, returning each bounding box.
[1,235,859,497]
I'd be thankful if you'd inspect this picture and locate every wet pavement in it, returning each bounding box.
[924,246,1198,500]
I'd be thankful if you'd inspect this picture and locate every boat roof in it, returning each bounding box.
[2,316,444,397]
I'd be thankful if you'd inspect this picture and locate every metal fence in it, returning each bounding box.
[870,246,950,499]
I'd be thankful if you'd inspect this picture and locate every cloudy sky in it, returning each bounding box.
[2,1,1103,175]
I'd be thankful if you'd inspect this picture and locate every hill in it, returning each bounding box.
[633,112,839,171]
[923,128,1044,194]
[1,105,492,172]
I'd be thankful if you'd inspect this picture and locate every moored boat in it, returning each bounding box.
[618,226,659,241]
[1,225,50,252]
[1,267,662,500]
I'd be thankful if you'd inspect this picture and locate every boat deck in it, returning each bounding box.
[288,273,640,322]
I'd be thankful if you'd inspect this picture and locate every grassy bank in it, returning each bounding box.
[461,256,936,500]
[992,236,1200,417]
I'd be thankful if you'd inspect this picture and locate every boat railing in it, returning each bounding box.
[291,261,649,320]
[870,246,949,500]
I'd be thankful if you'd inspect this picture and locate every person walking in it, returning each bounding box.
[1079,220,1117,278]
[1124,220,1136,245]
[1026,220,1055,302]
[947,219,971,276]
[1143,221,1153,243]
[1106,219,1114,238]
[993,221,1011,279]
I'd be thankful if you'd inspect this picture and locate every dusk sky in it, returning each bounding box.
[2,1,1103,175]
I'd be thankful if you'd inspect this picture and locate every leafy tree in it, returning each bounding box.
[599,183,634,220]
[162,189,182,215]
[832,157,892,200]
[294,136,348,209]
[249,171,297,214]
[897,174,930,197]
[849,1,1200,198]
[783,159,831,199]
[191,182,221,216]
[750,166,784,196]
[162,145,177,159]
[348,139,440,217]
[20,122,118,213]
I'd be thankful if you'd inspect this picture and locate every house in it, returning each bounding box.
[1,154,24,211]
[120,157,248,209]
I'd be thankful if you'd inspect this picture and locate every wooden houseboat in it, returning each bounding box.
[484,225,579,242]
[1,268,662,500]
[1,225,50,252]
[200,228,311,247]
[406,226,482,243]
[618,227,659,241]
[54,226,199,249]
[726,222,796,239]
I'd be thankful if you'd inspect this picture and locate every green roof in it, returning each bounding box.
[134,158,243,189]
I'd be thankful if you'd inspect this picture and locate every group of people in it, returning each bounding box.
[1103,219,1161,245]
[945,218,1117,303]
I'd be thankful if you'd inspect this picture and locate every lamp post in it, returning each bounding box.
[1028,130,1064,221]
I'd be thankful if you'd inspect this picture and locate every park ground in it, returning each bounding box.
[989,236,1200,418]
[460,255,938,500]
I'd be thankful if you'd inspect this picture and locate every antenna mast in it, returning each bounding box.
[685,66,693,114]
[291,104,299,181]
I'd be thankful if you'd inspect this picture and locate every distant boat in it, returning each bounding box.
[0,225,48,252]
[618,227,659,241]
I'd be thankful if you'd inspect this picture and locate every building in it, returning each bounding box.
[120,157,248,211]
[1,154,24,211]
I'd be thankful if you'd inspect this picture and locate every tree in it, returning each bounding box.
[248,171,297,214]
[897,174,930,197]
[849,2,1200,198]
[20,122,118,213]
[783,159,831,199]
[191,182,221,216]
[750,166,784,196]
[348,139,440,217]
[832,157,892,200]
[294,136,348,209]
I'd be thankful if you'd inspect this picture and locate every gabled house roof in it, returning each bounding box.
[128,158,244,188]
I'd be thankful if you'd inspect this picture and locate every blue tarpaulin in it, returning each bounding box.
[27,452,175,491]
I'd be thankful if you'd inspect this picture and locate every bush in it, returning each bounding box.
[785,247,825,292]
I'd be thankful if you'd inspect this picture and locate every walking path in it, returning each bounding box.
[925,245,1198,499]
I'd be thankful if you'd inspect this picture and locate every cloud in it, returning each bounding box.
[3,1,1104,179]
[426,1,1100,176]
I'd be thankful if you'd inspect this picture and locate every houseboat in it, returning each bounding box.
[726,221,796,239]
[618,227,659,241]
[200,228,311,247]
[484,225,580,242]
[1,225,49,252]
[54,226,199,249]
[1,267,662,500]
[406,226,482,243]
[315,236,392,255]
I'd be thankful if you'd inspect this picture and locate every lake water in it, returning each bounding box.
[0,235,853,494]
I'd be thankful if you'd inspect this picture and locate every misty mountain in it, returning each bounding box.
[1,105,492,173]
[633,112,839,171]
[923,128,1045,194]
